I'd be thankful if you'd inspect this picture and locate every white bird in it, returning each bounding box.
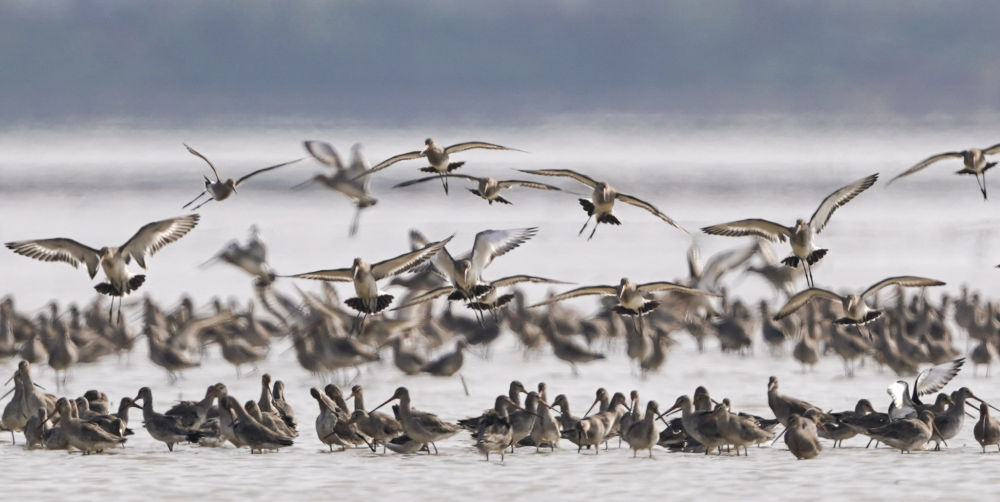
[529,277,719,335]
[6,215,200,322]
[772,275,945,337]
[283,234,454,331]
[399,228,538,310]
[393,174,561,205]
[701,173,878,287]
[361,138,522,194]
[182,144,302,210]
[888,143,1000,200]
[887,358,965,420]
[299,141,378,236]
[518,169,686,239]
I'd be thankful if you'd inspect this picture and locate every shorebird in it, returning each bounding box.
[5,214,200,322]
[773,276,945,338]
[394,228,538,315]
[519,168,686,239]
[886,357,965,420]
[284,234,453,330]
[371,387,459,454]
[182,144,302,210]
[395,274,564,318]
[131,387,204,451]
[784,413,822,459]
[974,402,1000,453]
[309,388,343,452]
[712,403,775,456]
[475,395,528,462]
[623,400,661,458]
[702,173,878,287]
[529,277,719,336]
[360,138,522,194]
[300,142,378,236]
[888,142,1000,199]
[662,395,727,455]
[867,410,939,453]
[767,376,831,426]
[348,385,402,453]
[201,225,274,286]
[51,397,125,454]
[394,174,560,204]
[221,396,294,453]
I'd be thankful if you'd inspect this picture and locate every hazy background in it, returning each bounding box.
[2,0,1000,126]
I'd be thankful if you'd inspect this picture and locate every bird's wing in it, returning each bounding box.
[413,245,457,281]
[120,214,200,269]
[637,282,721,297]
[287,267,353,282]
[528,285,618,308]
[303,141,345,169]
[615,193,687,232]
[470,227,538,276]
[861,276,945,299]
[914,358,964,397]
[496,180,562,191]
[444,141,520,154]
[808,173,878,233]
[516,169,598,189]
[408,229,430,250]
[365,150,424,175]
[982,142,1000,156]
[773,288,842,320]
[5,238,101,278]
[701,219,793,242]
[887,151,964,185]
[686,243,703,279]
[393,174,478,189]
[390,287,453,310]
[701,242,759,287]
[490,275,571,288]
[372,235,454,280]
[886,381,910,412]
[184,144,222,181]
[235,158,303,186]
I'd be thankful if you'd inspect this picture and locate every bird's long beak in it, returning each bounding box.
[969,393,1000,413]
[371,396,394,413]
[0,387,14,401]
[656,405,680,421]
[582,398,600,418]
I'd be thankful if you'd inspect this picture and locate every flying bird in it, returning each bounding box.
[299,141,378,236]
[182,144,303,211]
[701,173,878,287]
[5,214,200,322]
[360,138,523,194]
[393,174,561,205]
[518,169,686,239]
[888,142,1000,199]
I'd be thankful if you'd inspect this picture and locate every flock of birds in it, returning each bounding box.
[3,136,1000,460]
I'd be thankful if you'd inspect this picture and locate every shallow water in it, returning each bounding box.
[1,122,999,501]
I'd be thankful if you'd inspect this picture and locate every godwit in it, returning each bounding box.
[886,357,965,419]
[1,361,56,444]
[324,384,370,449]
[361,138,522,194]
[5,214,200,322]
[460,381,527,432]
[221,395,294,453]
[271,380,296,430]
[182,144,302,210]
[712,403,775,456]
[309,387,342,452]
[784,413,822,459]
[702,173,878,287]
[83,390,110,415]
[394,174,561,204]
[395,274,564,319]
[867,410,939,453]
[974,402,1000,453]
[623,400,661,458]
[529,277,718,336]
[51,397,125,454]
[164,385,218,429]
[301,142,378,236]
[23,408,46,449]
[767,376,831,426]
[529,397,562,452]
[371,387,459,454]
[518,168,686,239]
[663,395,727,455]
[201,225,275,286]
[773,276,945,338]
[131,387,204,451]
[348,385,402,453]
[475,395,529,462]
[889,142,1000,199]
[284,234,453,330]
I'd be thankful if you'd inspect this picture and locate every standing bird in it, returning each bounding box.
[623,400,662,458]
[182,144,302,210]
[702,173,878,287]
[529,277,718,336]
[360,138,522,194]
[284,235,453,331]
[475,395,528,462]
[5,215,200,322]
[974,402,1000,453]
[867,410,939,453]
[519,169,686,239]
[886,358,965,420]
[773,276,945,338]
[888,142,1000,199]
[784,413,822,460]
[393,174,561,205]
[300,142,378,236]
[371,387,459,454]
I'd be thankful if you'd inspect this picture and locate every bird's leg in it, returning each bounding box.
[192,198,213,211]
[588,223,599,240]
[183,191,207,209]
[438,174,449,195]
[980,172,989,200]
[349,207,362,237]
[578,216,592,236]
